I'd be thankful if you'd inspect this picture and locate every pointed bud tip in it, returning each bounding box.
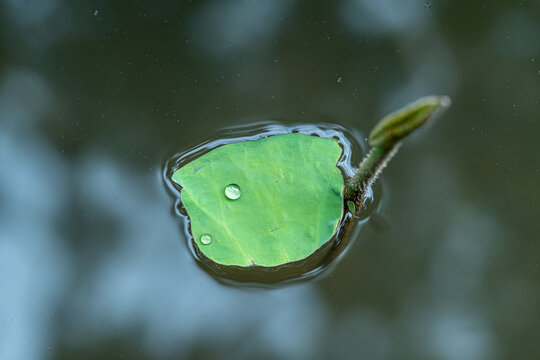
[368,95,451,148]
[414,95,452,110]
[420,95,452,108]
[439,95,452,108]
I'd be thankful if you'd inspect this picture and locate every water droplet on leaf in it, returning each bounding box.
[225,184,241,200]
[200,234,212,245]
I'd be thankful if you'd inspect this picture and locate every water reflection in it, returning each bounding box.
[65,155,327,359]
[0,69,54,126]
[1,0,539,359]
[340,0,429,36]
[0,75,70,359]
[190,0,293,58]
[0,117,328,359]
[399,208,501,360]
[3,0,60,27]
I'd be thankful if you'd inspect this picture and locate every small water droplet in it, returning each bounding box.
[200,234,212,245]
[337,76,343,84]
[225,184,241,200]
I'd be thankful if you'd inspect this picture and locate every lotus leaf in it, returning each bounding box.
[172,133,344,267]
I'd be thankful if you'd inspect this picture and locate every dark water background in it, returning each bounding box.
[1,1,539,359]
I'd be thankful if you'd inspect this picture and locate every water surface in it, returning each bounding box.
[1,1,539,359]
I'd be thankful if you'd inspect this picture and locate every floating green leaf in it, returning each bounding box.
[172,134,344,267]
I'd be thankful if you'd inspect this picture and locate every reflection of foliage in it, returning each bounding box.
[1,0,540,359]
